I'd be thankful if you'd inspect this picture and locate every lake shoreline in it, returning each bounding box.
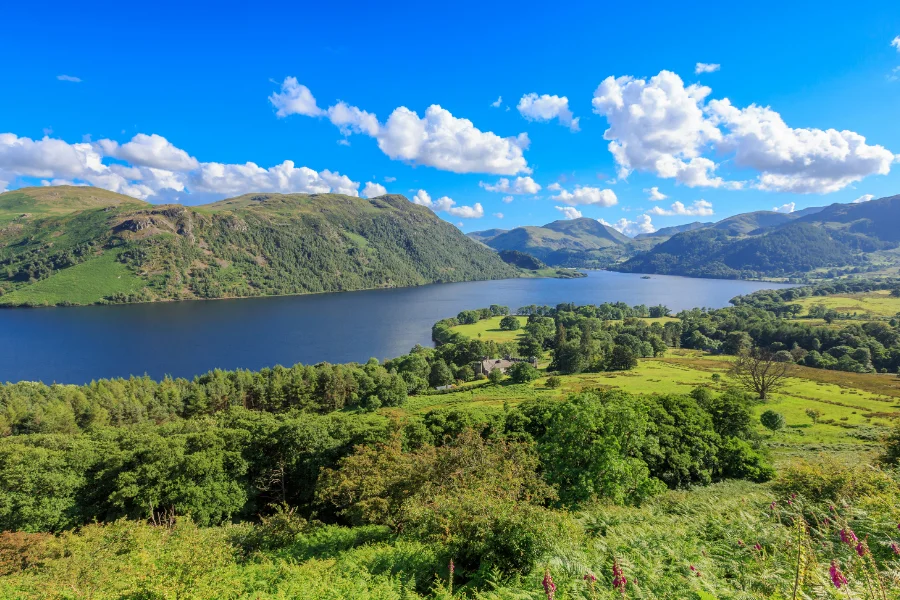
[0,271,794,384]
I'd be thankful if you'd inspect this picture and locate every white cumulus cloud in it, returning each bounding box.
[269,77,324,118]
[479,176,541,194]
[410,189,483,218]
[708,99,895,193]
[592,71,726,187]
[270,79,531,175]
[695,63,720,74]
[502,195,513,203]
[552,185,618,207]
[517,93,580,131]
[645,186,667,201]
[772,202,796,213]
[362,182,387,198]
[892,36,900,51]
[609,214,656,236]
[852,194,875,203]
[646,200,714,216]
[377,105,530,174]
[592,69,895,194]
[555,206,582,219]
[327,102,379,136]
[0,132,360,201]
[491,96,503,108]
[97,133,199,171]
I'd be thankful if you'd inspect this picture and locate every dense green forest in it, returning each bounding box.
[0,187,518,306]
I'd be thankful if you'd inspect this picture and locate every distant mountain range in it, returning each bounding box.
[0,186,519,306]
[469,195,900,279]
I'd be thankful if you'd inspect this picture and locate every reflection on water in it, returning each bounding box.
[0,271,792,384]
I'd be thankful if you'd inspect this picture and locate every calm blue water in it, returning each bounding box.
[0,271,792,384]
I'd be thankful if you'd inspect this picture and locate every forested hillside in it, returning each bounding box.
[0,187,518,306]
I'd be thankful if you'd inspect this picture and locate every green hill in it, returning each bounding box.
[617,195,900,279]
[469,217,629,264]
[0,187,519,306]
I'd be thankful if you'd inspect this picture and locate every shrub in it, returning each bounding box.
[487,369,504,384]
[760,410,785,432]
[718,437,775,482]
[773,457,899,502]
[545,375,562,389]
[508,362,539,384]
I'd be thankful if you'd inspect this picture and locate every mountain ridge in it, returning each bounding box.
[0,187,519,306]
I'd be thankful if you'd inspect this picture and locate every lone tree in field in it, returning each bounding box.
[729,347,789,400]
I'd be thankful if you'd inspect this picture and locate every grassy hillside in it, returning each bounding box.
[0,186,148,226]
[618,196,900,279]
[471,217,630,265]
[0,187,519,306]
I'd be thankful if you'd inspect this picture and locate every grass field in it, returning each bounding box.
[449,316,527,343]
[0,250,144,306]
[450,315,680,344]
[794,289,900,318]
[405,350,900,458]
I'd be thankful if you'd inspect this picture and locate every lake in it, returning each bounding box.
[0,271,793,384]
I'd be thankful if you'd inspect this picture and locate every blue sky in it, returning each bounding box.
[1,0,899,235]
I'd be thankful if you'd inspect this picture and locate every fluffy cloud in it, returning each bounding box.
[362,182,387,198]
[708,99,895,193]
[592,71,726,186]
[555,206,582,219]
[57,75,82,83]
[491,96,502,108]
[608,214,655,236]
[695,63,720,74]
[479,176,541,194]
[411,189,483,218]
[592,69,895,194]
[646,200,714,216]
[517,93,580,131]
[0,132,359,201]
[547,182,562,191]
[772,202,796,213]
[892,36,900,51]
[270,79,531,175]
[552,185,618,207]
[327,102,379,136]
[645,186,667,201]
[98,133,199,171]
[853,194,875,203]
[493,212,504,219]
[502,195,513,203]
[189,162,358,197]
[269,77,324,118]
[377,105,530,174]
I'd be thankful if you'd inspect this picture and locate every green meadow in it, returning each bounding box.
[0,250,144,306]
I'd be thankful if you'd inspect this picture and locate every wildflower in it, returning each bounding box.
[449,559,454,578]
[753,543,762,551]
[612,560,627,592]
[890,542,899,555]
[583,573,597,583]
[822,516,830,526]
[542,569,556,600]
[737,539,745,547]
[856,541,867,557]
[770,501,777,510]
[839,528,858,545]
[829,561,848,589]
[829,505,836,513]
